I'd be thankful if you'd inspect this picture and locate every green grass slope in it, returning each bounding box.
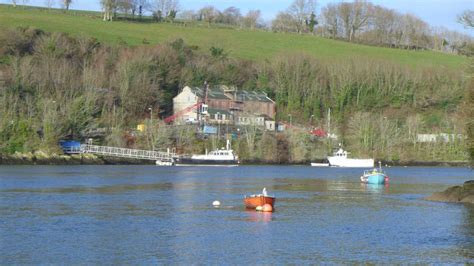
[0,4,468,70]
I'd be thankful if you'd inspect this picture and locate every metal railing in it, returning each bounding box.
[80,144,176,161]
[62,146,82,154]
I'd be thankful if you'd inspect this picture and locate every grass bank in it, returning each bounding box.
[0,4,468,70]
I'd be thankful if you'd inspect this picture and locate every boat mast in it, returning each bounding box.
[327,108,331,137]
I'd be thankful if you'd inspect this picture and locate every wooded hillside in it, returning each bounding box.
[0,25,469,163]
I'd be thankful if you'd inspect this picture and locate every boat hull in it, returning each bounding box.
[328,157,374,168]
[174,157,239,166]
[244,196,275,209]
[311,163,330,167]
[361,173,387,184]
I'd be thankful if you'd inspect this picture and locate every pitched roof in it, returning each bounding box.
[237,90,274,103]
[188,85,274,103]
[189,86,230,100]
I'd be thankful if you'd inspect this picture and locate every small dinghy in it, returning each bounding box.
[244,188,275,209]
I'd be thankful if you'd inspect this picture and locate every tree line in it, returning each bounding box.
[0,27,468,162]
[9,0,472,55]
[105,0,473,55]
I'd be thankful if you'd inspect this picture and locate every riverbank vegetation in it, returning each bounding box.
[0,26,469,164]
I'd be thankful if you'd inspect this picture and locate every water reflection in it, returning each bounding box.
[459,204,474,260]
[360,183,389,193]
[245,210,273,223]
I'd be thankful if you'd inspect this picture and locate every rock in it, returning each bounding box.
[426,180,474,204]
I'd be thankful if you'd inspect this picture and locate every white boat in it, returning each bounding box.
[310,162,330,167]
[173,140,239,166]
[155,158,174,166]
[327,148,374,168]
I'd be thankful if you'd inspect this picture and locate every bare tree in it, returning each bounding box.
[429,27,472,53]
[322,3,340,38]
[271,0,316,33]
[116,0,133,16]
[403,14,431,49]
[351,0,373,41]
[45,0,54,9]
[288,0,317,33]
[458,10,474,28]
[62,0,72,10]
[321,1,373,41]
[339,0,373,41]
[272,11,297,32]
[243,10,261,30]
[369,6,398,45]
[136,0,149,18]
[101,0,116,21]
[218,6,241,25]
[199,6,218,26]
[348,112,376,154]
[153,0,179,20]
[178,9,197,21]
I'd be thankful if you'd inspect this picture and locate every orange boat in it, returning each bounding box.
[244,188,275,209]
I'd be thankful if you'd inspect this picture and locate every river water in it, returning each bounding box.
[0,165,473,264]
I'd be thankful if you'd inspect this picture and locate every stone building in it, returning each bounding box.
[172,85,276,126]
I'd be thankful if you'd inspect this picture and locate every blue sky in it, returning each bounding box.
[1,0,473,35]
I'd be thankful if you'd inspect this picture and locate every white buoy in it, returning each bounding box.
[256,206,263,211]
[212,200,221,207]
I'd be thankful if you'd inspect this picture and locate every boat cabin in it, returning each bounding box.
[209,150,233,156]
[334,148,348,157]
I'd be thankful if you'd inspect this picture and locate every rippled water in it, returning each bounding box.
[1,166,473,264]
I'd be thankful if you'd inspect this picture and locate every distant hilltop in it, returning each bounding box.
[0,4,468,70]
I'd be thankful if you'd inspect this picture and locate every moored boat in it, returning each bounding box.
[311,162,330,167]
[174,140,239,166]
[360,162,389,184]
[327,147,374,168]
[155,158,174,166]
[244,188,275,209]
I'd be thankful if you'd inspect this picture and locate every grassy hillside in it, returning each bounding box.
[0,4,468,70]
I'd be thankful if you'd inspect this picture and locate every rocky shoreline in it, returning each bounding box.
[0,152,470,166]
[425,181,474,204]
[0,151,153,165]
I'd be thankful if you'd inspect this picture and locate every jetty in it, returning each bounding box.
[64,144,177,162]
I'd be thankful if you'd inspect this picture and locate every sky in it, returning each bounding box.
[1,0,473,35]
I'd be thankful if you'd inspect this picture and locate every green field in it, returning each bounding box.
[0,4,468,70]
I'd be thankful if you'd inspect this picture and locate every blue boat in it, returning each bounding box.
[360,162,389,184]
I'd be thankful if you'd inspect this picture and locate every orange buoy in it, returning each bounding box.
[262,203,273,212]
